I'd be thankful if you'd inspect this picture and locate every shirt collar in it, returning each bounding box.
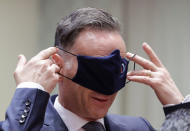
[54,96,105,131]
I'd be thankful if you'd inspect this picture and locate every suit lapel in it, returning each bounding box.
[104,115,120,131]
[104,116,111,131]
[42,95,69,131]
[104,115,125,131]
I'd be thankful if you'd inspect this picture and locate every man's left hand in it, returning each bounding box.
[126,42,184,105]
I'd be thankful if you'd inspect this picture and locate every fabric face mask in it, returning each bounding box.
[57,47,130,95]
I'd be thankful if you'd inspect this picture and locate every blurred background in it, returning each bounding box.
[1,0,190,129]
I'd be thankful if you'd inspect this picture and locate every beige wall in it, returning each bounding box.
[1,0,190,129]
[0,0,40,120]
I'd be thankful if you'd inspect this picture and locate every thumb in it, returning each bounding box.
[16,54,27,70]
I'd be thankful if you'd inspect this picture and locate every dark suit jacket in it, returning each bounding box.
[0,88,185,131]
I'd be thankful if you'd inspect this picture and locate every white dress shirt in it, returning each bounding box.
[54,96,105,131]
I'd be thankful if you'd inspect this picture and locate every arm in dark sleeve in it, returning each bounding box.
[161,102,190,131]
[0,88,49,131]
[163,102,190,116]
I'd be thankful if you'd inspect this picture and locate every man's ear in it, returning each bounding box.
[51,54,63,68]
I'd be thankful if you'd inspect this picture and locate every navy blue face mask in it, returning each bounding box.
[57,47,131,95]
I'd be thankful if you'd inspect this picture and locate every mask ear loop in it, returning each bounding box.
[57,72,73,80]
[56,46,77,56]
[55,46,77,80]
[125,54,136,84]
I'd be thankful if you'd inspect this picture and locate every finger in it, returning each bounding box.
[127,75,154,86]
[41,59,54,66]
[50,64,60,73]
[127,70,153,77]
[54,73,62,81]
[126,52,157,71]
[32,47,58,61]
[51,54,63,68]
[51,66,62,82]
[16,54,27,71]
[142,42,164,67]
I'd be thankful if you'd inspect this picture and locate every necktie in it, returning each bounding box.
[82,121,105,131]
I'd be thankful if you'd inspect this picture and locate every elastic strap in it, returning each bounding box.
[125,54,136,84]
[57,72,72,80]
[56,46,77,56]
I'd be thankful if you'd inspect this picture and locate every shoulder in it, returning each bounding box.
[106,114,149,125]
[1,88,50,131]
[105,114,155,131]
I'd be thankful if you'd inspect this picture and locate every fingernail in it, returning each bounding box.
[18,55,21,59]
[126,52,134,57]
[142,42,150,48]
[127,71,132,76]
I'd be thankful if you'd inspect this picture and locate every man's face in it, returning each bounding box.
[59,29,126,121]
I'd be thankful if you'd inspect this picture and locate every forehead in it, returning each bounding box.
[70,29,126,57]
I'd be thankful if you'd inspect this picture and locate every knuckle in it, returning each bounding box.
[159,68,167,74]
[13,71,18,77]
[48,47,55,51]
[28,60,36,66]
[158,72,165,78]
[49,47,56,52]
[43,63,48,68]
[47,67,54,74]
[46,67,51,72]
[39,50,46,55]
[142,77,148,81]
[153,78,163,87]
[37,61,46,67]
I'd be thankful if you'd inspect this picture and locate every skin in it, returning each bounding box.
[53,29,127,121]
[14,47,60,93]
[14,30,184,122]
[126,42,184,105]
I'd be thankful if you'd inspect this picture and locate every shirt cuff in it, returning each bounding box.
[17,82,45,92]
[163,94,190,108]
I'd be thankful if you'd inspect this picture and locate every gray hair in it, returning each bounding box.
[55,7,120,49]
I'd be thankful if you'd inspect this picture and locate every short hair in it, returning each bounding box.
[55,7,120,49]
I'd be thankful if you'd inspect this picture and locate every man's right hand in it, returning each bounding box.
[14,47,61,94]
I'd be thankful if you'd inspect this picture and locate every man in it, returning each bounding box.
[0,7,188,131]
